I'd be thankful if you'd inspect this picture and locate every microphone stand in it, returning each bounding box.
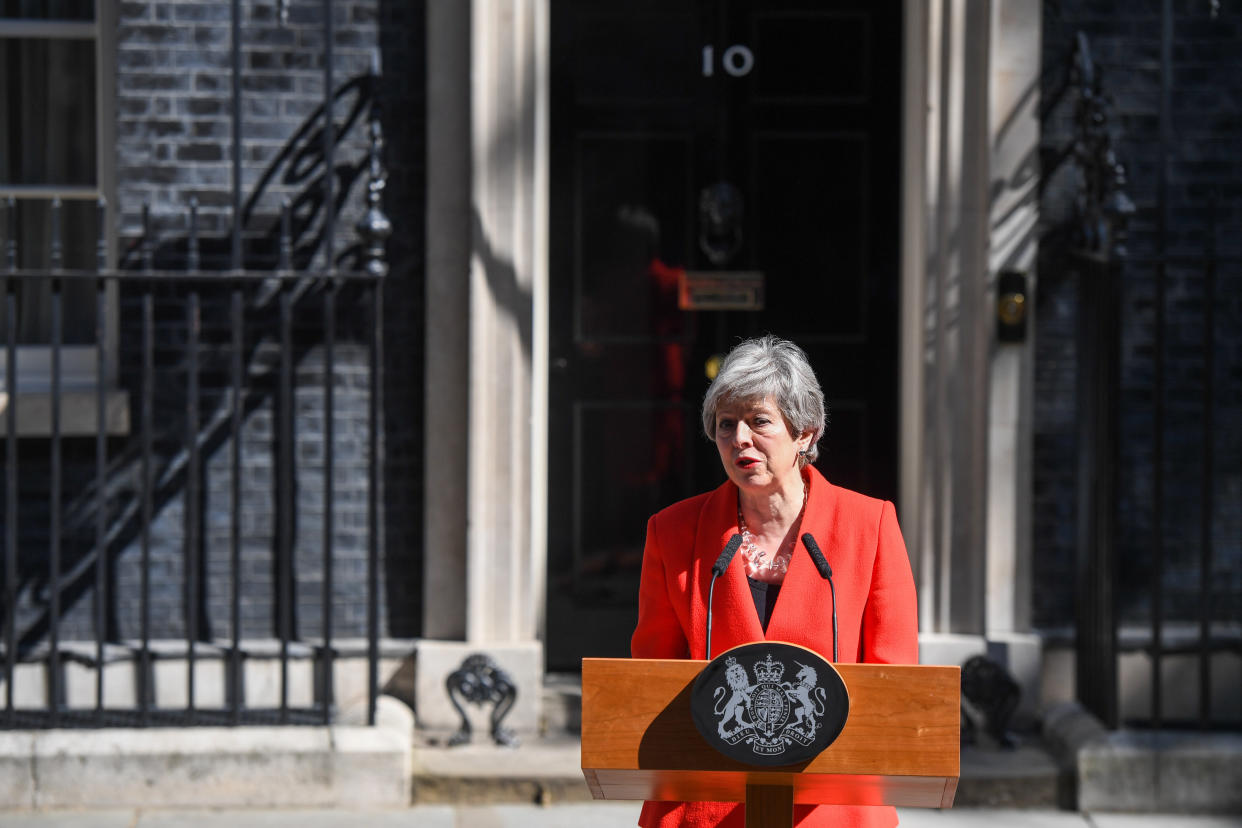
[802,533,838,662]
[706,534,743,660]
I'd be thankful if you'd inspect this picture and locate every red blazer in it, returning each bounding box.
[631,466,919,828]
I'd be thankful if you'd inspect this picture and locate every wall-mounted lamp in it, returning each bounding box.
[996,269,1028,343]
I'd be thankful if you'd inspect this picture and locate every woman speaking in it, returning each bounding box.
[631,335,918,828]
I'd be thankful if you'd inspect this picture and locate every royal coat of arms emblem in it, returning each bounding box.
[690,642,849,766]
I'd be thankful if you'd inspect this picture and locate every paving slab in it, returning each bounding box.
[1089,815,1242,828]
[134,808,455,828]
[0,731,35,809]
[894,808,1086,827]
[456,802,642,828]
[0,812,133,828]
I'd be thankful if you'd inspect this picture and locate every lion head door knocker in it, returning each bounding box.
[690,642,849,766]
[445,653,519,747]
[697,181,745,266]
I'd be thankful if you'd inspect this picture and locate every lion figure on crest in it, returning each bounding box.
[713,658,753,738]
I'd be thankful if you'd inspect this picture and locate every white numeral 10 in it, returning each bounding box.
[702,44,755,77]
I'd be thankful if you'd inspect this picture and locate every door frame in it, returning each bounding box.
[420,0,1015,650]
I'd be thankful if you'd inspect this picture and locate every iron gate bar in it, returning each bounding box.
[367,284,382,727]
[231,0,243,273]
[188,200,200,272]
[95,198,108,710]
[4,197,16,726]
[141,267,154,725]
[4,273,16,726]
[322,280,336,724]
[279,286,294,723]
[50,200,63,271]
[50,271,62,726]
[95,271,107,712]
[323,0,335,271]
[1199,197,1216,730]
[230,284,243,724]
[1153,0,1173,731]
[280,202,292,271]
[186,277,202,713]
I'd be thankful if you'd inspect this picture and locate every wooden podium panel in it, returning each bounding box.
[581,658,959,808]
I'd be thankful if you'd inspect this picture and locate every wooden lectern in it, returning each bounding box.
[581,657,959,828]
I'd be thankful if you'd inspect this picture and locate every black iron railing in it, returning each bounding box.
[1,246,384,729]
[0,265,384,728]
[1055,28,1240,731]
[0,0,390,728]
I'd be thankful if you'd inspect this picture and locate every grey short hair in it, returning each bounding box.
[701,335,827,465]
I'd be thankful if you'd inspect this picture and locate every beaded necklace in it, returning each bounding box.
[737,484,808,580]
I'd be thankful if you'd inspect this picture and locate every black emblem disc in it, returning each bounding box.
[690,642,848,767]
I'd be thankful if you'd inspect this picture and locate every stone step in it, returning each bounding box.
[955,743,1067,808]
[411,737,592,805]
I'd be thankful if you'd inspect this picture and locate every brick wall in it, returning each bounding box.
[1036,0,1242,629]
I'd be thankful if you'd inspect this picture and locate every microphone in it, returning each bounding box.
[801,533,838,662]
[713,533,743,576]
[706,534,743,660]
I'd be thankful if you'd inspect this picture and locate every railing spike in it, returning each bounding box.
[187,197,200,271]
[49,197,63,271]
[4,197,15,272]
[142,202,154,272]
[280,198,293,271]
[96,197,108,272]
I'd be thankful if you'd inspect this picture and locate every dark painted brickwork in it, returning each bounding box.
[5,0,426,644]
[374,0,426,638]
[116,0,380,261]
[1037,1,1242,629]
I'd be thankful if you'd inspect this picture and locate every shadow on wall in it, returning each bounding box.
[470,205,533,358]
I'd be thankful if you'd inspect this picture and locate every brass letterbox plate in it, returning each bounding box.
[678,271,765,311]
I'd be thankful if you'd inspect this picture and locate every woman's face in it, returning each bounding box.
[714,397,810,493]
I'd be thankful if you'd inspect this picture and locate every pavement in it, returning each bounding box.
[2,806,1241,827]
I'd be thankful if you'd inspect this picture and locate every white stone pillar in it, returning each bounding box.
[419,0,549,740]
[904,0,1044,722]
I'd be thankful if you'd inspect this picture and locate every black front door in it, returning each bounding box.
[546,0,902,670]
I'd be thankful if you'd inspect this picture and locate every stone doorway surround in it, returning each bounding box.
[419,0,1046,732]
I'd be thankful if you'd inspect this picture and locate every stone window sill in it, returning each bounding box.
[0,389,131,437]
